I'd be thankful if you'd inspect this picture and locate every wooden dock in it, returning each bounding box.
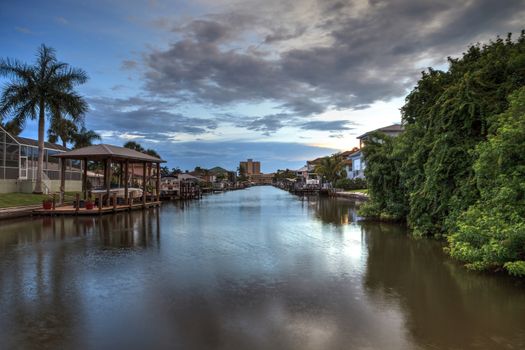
[34,201,161,216]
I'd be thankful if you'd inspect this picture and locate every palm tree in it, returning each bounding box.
[72,126,100,149]
[123,141,145,152]
[1,119,23,136]
[48,117,78,147]
[145,148,160,158]
[314,154,347,185]
[0,44,88,193]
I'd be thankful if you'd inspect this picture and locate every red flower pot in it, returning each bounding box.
[43,201,52,210]
[85,201,94,210]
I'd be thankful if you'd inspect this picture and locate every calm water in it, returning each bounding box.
[0,186,524,350]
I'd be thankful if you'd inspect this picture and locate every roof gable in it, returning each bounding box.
[51,144,165,163]
[357,123,404,139]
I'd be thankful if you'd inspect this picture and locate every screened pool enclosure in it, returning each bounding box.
[0,125,82,193]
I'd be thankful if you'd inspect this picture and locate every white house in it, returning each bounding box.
[347,124,404,180]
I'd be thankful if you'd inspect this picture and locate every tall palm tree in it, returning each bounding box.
[314,154,347,185]
[0,44,88,193]
[72,126,100,149]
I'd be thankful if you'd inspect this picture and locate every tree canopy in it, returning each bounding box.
[0,44,88,193]
[360,32,525,275]
[314,154,347,185]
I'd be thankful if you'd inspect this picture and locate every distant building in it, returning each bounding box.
[249,173,274,185]
[239,159,261,175]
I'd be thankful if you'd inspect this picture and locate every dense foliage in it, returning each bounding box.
[334,178,367,191]
[360,32,525,275]
[314,154,347,184]
[447,88,525,276]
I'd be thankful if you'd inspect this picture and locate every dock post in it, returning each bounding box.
[142,162,147,208]
[112,192,117,211]
[156,162,160,202]
[52,194,56,210]
[98,193,103,213]
[75,193,80,214]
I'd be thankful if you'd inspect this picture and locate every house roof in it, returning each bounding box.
[357,123,404,139]
[178,173,204,182]
[51,144,165,163]
[14,136,70,151]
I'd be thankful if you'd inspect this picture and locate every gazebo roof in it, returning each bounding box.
[51,144,165,163]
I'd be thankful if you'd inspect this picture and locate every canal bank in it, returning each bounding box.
[0,186,524,350]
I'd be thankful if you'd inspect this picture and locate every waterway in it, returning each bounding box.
[0,186,524,349]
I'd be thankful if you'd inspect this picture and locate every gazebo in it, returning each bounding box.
[49,144,166,213]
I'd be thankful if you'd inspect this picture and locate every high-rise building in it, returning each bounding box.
[239,159,261,175]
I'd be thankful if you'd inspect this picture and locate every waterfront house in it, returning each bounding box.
[0,125,82,193]
[347,123,404,179]
[357,123,404,148]
[161,173,203,198]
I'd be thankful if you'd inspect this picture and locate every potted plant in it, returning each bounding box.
[85,198,94,210]
[42,199,53,210]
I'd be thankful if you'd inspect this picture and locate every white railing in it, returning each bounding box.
[41,171,52,194]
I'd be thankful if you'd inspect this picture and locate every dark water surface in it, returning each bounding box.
[1,186,524,350]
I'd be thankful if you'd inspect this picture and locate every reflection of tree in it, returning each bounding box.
[362,222,525,349]
[310,197,358,226]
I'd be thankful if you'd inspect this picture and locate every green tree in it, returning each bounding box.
[145,148,160,158]
[237,165,247,181]
[0,44,88,193]
[362,32,525,237]
[48,118,78,147]
[359,131,407,220]
[1,119,23,135]
[123,141,145,152]
[72,127,101,149]
[447,88,525,276]
[314,154,347,185]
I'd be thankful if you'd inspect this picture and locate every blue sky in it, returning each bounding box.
[1,0,524,172]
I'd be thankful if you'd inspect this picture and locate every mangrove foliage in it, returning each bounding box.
[360,32,525,276]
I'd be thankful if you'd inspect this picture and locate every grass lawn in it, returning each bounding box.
[0,193,48,208]
[0,192,81,209]
[344,189,368,194]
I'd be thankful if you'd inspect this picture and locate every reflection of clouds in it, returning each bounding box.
[3,188,523,349]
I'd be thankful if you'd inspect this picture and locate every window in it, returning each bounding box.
[46,150,60,170]
[353,158,361,171]
[5,144,19,168]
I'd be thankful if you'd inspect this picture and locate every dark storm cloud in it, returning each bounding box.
[87,96,217,136]
[142,0,525,114]
[299,120,355,132]
[243,114,285,135]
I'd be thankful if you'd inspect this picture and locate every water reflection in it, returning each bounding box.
[0,208,160,249]
[0,187,524,350]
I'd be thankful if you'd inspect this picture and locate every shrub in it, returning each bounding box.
[334,178,367,190]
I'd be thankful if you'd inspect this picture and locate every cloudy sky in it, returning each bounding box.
[1,0,524,172]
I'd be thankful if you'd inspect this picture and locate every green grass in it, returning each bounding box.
[0,193,49,208]
[0,192,81,209]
